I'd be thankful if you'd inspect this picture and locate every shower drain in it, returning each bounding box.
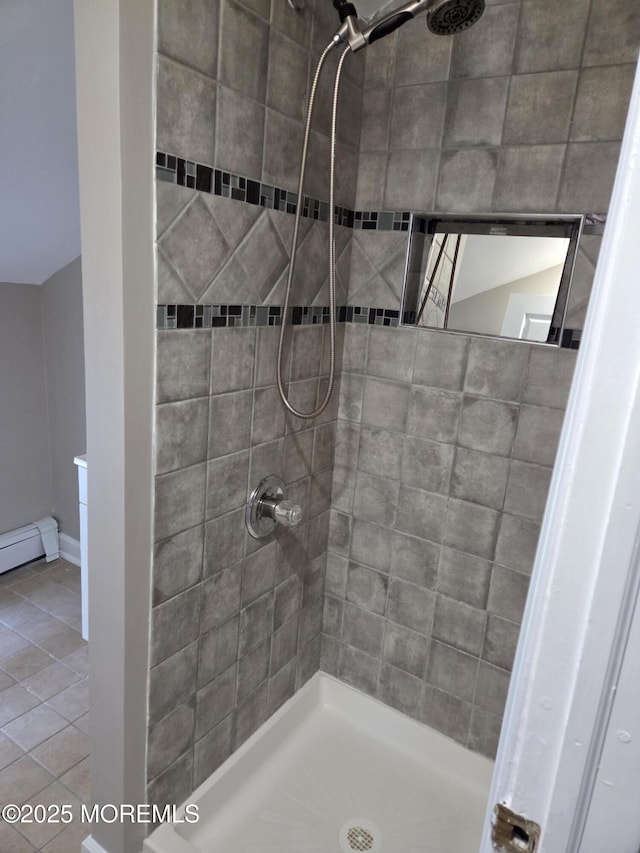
[339,819,381,853]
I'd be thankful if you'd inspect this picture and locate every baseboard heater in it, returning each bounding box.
[0,517,60,575]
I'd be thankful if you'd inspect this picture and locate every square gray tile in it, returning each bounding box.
[450,2,518,78]
[401,436,454,495]
[386,578,435,635]
[378,663,424,719]
[503,71,578,145]
[426,641,478,703]
[432,595,486,656]
[383,621,430,679]
[451,447,510,510]
[413,331,469,391]
[390,531,439,590]
[515,0,590,73]
[493,144,566,211]
[483,614,520,670]
[437,547,492,609]
[443,77,509,148]
[156,56,216,165]
[342,603,386,659]
[458,397,518,457]
[504,460,552,522]
[513,404,565,467]
[488,565,530,624]
[346,564,388,616]
[444,499,500,560]
[495,513,541,575]
[361,377,411,433]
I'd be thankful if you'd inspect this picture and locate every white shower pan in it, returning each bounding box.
[144,673,493,853]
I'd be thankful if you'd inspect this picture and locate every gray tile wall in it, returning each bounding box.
[331,0,638,756]
[148,322,341,805]
[157,0,365,209]
[147,0,638,799]
[148,0,360,805]
[324,325,577,757]
[157,184,353,307]
[357,0,638,215]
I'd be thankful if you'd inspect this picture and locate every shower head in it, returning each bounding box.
[334,0,485,51]
[426,0,485,35]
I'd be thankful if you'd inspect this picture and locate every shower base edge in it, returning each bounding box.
[144,672,493,853]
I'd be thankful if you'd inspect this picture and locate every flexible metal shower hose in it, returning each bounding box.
[276,41,351,419]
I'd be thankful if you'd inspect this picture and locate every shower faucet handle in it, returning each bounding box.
[273,500,303,528]
[246,475,303,538]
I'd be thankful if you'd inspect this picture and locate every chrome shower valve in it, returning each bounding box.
[246,476,303,539]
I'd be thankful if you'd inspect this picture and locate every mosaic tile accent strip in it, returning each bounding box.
[353,210,411,232]
[159,305,410,332]
[156,151,400,231]
[157,303,581,347]
[157,152,607,237]
[548,326,582,349]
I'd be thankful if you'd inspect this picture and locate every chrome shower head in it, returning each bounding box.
[334,0,485,51]
[426,0,485,35]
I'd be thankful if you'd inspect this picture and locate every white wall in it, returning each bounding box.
[0,283,52,534]
[42,256,86,540]
[449,264,563,337]
[74,1,155,851]
[0,259,86,542]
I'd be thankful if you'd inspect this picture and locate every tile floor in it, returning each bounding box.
[0,557,90,852]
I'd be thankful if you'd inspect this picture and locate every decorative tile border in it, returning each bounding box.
[156,150,587,348]
[156,304,402,330]
[156,151,406,231]
[157,151,606,238]
[157,302,580,348]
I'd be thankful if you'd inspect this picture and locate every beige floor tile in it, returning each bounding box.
[31,725,89,778]
[41,818,91,853]
[0,818,37,852]
[0,566,37,588]
[60,646,88,677]
[28,559,56,575]
[22,663,80,701]
[44,564,81,586]
[0,730,23,770]
[2,704,68,751]
[17,780,83,849]
[74,712,90,735]
[47,600,82,629]
[0,587,24,612]
[0,669,16,691]
[10,577,63,606]
[47,680,89,722]
[0,628,30,659]
[60,756,90,803]
[61,578,82,596]
[1,644,54,681]
[65,614,83,632]
[13,613,66,642]
[0,598,46,629]
[15,615,85,660]
[0,683,41,726]
[0,754,54,805]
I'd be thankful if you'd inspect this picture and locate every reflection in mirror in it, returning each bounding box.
[402,215,585,344]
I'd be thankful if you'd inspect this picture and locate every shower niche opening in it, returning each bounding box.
[402,213,586,344]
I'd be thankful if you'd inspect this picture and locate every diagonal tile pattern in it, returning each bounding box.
[0,558,90,852]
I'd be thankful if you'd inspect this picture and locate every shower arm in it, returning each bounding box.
[334,0,438,51]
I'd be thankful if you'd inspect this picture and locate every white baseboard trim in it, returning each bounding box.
[81,835,109,853]
[59,533,81,567]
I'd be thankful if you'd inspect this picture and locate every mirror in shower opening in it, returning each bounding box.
[401,214,584,344]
